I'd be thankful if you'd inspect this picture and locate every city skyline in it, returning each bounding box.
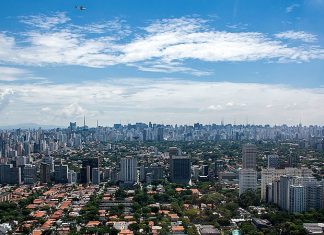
[0,0,324,126]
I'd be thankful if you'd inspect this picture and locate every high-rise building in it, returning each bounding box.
[242,144,257,169]
[239,169,257,195]
[42,156,54,172]
[120,156,138,184]
[261,167,313,200]
[23,164,37,184]
[239,144,257,195]
[54,165,69,184]
[86,165,91,183]
[69,122,77,132]
[202,165,209,176]
[289,185,306,213]
[305,181,323,211]
[40,162,51,184]
[139,165,146,182]
[150,164,164,181]
[0,164,21,185]
[157,127,164,141]
[279,175,292,211]
[267,155,279,169]
[23,142,31,156]
[288,155,299,168]
[215,159,224,178]
[92,168,100,184]
[16,156,28,167]
[267,175,323,213]
[170,156,191,184]
[68,170,77,184]
[79,158,99,183]
[79,167,87,184]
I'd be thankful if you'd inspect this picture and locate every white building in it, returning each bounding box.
[120,156,138,184]
[68,170,77,184]
[261,167,313,200]
[239,168,257,195]
[289,185,306,213]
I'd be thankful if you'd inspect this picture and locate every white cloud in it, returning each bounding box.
[0,88,14,111]
[0,66,47,82]
[0,67,28,81]
[72,19,131,37]
[275,31,317,43]
[61,103,86,118]
[19,12,70,29]
[0,15,323,75]
[1,79,324,126]
[286,4,300,13]
[206,105,224,111]
[41,107,51,112]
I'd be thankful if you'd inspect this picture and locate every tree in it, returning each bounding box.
[115,189,126,200]
[129,223,140,232]
[239,189,260,208]
[240,222,260,235]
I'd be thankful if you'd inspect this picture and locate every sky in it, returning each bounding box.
[0,0,324,127]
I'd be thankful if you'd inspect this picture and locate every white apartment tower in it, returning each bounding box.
[120,156,138,184]
[239,144,258,195]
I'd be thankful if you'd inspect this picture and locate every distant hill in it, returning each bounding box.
[0,123,64,130]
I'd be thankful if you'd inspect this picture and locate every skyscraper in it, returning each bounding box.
[261,167,313,201]
[279,175,292,211]
[23,164,37,184]
[239,144,257,195]
[150,164,164,181]
[239,169,257,195]
[0,164,21,185]
[40,162,51,184]
[242,144,257,169]
[170,156,191,184]
[120,156,138,184]
[54,164,69,184]
[68,170,77,184]
[215,159,224,178]
[92,167,100,184]
[80,158,99,183]
[157,127,164,141]
[289,185,306,213]
[305,181,323,211]
[42,156,54,172]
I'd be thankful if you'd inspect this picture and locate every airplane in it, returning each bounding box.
[75,5,86,11]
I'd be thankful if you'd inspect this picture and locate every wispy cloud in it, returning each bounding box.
[0,66,45,82]
[286,4,300,13]
[0,67,28,81]
[274,31,317,43]
[0,14,323,75]
[19,12,70,29]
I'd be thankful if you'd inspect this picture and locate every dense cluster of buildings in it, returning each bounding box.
[261,165,324,213]
[1,122,324,159]
[0,122,324,234]
[0,155,100,186]
[237,143,324,213]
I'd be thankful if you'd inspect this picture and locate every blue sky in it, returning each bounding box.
[0,0,324,126]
